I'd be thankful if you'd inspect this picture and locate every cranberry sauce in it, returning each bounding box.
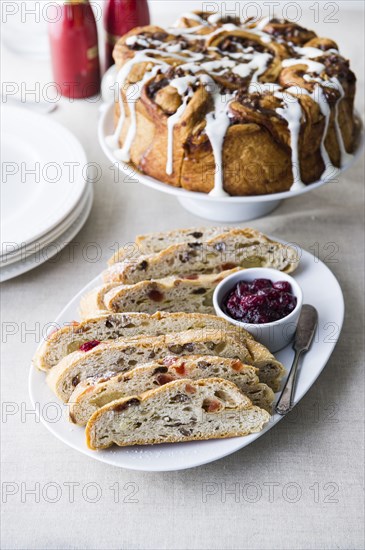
[224,278,297,324]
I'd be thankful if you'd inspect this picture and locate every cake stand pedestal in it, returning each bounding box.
[177,196,282,222]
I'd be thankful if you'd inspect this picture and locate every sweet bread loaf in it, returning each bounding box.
[69,355,274,425]
[86,378,271,449]
[79,282,117,319]
[47,330,256,402]
[80,268,239,318]
[34,312,253,372]
[102,268,240,316]
[47,329,284,401]
[109,226,232,265]
[108,12,357,196]
[104,229,299,284]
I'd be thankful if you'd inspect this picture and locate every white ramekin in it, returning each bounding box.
[213,267,303,352]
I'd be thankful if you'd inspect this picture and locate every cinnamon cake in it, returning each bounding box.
[107,11,357,196]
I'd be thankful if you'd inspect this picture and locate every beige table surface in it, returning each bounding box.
[1,2,364,549]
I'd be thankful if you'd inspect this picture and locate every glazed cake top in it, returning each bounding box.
[108,11,356,196]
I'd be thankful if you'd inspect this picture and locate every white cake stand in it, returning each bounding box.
[98,103,363,222]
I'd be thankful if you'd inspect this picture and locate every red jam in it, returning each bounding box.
[224,278,297,324]
[79,340,100,352]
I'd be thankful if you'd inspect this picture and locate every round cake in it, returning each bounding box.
[108,11,357,196]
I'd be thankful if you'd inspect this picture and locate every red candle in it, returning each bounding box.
[104,0,150,69]
[48,0,101,99]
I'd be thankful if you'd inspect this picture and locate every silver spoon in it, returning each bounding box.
[275,304,318,415]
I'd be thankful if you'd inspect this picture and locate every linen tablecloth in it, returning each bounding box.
[1,2,364,548]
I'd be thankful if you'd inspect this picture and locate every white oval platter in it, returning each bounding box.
[29,242,344,471]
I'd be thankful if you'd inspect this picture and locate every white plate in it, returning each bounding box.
[1,184,93,266]
[98,103,363,222]
[1,105,88,246]
[29,243,344,471]
[1,187,93,283]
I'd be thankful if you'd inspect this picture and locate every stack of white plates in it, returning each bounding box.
[1,105,93,282]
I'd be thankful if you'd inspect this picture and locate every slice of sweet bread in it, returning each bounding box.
[33,312,253,372]
[47,330,257,402]
[85,378,271,449]
[68,355,274,425]
[102,268,239,316]
[47,329,285,402]
[108,226,232,265]
[104,229,299,284]
[80,268,239,319]
[79,282,117,320]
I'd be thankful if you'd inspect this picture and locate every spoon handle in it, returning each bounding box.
[275,349,303,415]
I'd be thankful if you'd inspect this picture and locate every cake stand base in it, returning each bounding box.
[177,197,283,222]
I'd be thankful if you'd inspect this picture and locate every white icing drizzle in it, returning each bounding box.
[277,44,354,179]
[207,13,223,25]
[181,50,272,83]
[163,43,182,53]
[173,12,273,43]
[201,75,233,197]
[169,22,238,42]
[289,78,353,170]
[282,57,325,74]
[275,91,305,190]
[285,84,338,180]
[245,52,273,81]
[249,81,280,94]
[331,77,354,166]
[253,33,272,44]
[285,43,354,170]
[115,65,160,162]
[169,25,206,36]
[125,36,162,49]
[254,16,271,30]
[165,75,196,175]
[170,75,197,95]
[244,17,272,43]
[198,58,236,73]
[105,51,167,152]
[166,95,190,176]
[311,84,339,179]
[294,45,338,58]
[216,23,238,32]
[179,12,210,26]
[106,48,202,154]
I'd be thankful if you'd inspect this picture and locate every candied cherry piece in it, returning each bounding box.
[79,340,100,352]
